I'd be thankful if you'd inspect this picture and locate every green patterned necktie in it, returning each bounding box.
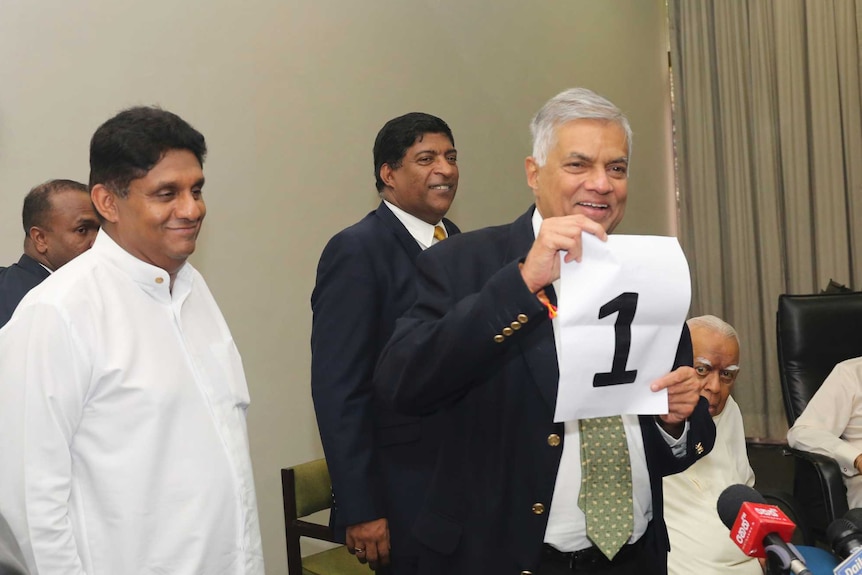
[578,415,634,559]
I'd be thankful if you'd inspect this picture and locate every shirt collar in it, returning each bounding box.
[91,229,194,303]
[531,204,543,239]
[383,200,444,249]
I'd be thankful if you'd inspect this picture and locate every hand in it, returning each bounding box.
[855,454,862,475]
[520,215,608,293]
[650,366,704,436]
[346,518,390,570]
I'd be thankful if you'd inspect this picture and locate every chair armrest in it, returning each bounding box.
[761,489,814,546]
[288,519,338,544]
[783,447,849,537]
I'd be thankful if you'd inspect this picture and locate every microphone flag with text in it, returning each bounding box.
[717,484,811,575]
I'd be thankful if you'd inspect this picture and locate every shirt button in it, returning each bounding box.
[547,434,561,447]
[532,503,545,515]
[517,314,529,324]
[155,277,164,284]
[493,334,505,343]
[502,327,514,337]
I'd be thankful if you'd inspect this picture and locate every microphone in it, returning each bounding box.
[828,511,862,574]
[717,484,811,575]
[844,508,862,531]
[827,517,862,560]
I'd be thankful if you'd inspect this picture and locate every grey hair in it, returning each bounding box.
[529,87,632,166]
[687,315,739,345]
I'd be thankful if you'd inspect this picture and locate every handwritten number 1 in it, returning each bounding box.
[593,292,639,387]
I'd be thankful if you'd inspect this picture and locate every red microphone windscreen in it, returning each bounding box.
[729,501,797,558]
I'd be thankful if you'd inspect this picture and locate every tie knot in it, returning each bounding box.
[433,225,447,242]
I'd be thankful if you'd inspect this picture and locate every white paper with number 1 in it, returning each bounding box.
[553,234,691,422]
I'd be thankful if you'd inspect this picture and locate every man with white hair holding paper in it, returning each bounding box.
[375,88,714,575]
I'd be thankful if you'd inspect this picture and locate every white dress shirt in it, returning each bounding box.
[0,230,264,574]
[532,209,687,552]
[788,357,862,507]
[383,200,446,248]
[664,396,760,574]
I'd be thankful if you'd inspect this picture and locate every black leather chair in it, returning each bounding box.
[776,292,862,541]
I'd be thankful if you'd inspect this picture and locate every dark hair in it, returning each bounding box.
[373,112,454,192]
[22,179,88,233]
[89,106,207,197]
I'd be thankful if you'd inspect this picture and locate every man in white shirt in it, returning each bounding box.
[0,106,264,575]
[311,113,460,574]
[788,357,862,508]
[664,315,762,575]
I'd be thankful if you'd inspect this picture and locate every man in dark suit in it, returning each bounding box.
[311,112,460,574]
[375,89,716,575]
[0,180,99,327]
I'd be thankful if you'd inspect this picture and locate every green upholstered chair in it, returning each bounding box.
[281,459,369,575]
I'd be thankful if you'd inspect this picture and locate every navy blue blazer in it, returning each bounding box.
[0,254,50,328]
[311,201,460,558]
[376,206,716,574]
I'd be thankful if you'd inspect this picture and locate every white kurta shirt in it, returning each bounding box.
[0,230,263,575]
[787,357,862,508]
[664,396,760,575]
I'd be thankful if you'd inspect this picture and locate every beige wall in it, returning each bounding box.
[0,1,673,572]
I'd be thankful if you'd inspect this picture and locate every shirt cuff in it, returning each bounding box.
[656,419,690,458]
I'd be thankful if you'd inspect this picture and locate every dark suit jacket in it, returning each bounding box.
[375,206,715,574]
[0,254,50,329]
[311,202,460,558]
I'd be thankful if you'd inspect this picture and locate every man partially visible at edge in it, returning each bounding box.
[0,179,98,328]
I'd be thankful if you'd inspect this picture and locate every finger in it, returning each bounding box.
[363,541,380,566]
[650,367,693,392]
[377,541,391,565]
[572,216,608,242]
[351,540,368,563]
[355,549,368,564]
[562,234,583,263]
[649,373,678,392]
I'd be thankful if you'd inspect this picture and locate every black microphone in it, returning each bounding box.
[716,484,811,575]
[827,517,862,560]
[844,508,862,531]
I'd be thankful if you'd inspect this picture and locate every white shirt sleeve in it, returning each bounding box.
[0,302,90,574]
[787,360,862,477]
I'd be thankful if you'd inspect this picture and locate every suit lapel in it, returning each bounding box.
[442,217,461,236]
[507,206,560,412]
[375,201,422,263]
[376,203,463,262]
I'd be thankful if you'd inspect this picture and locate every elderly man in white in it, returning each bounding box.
[664,315,762,575]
